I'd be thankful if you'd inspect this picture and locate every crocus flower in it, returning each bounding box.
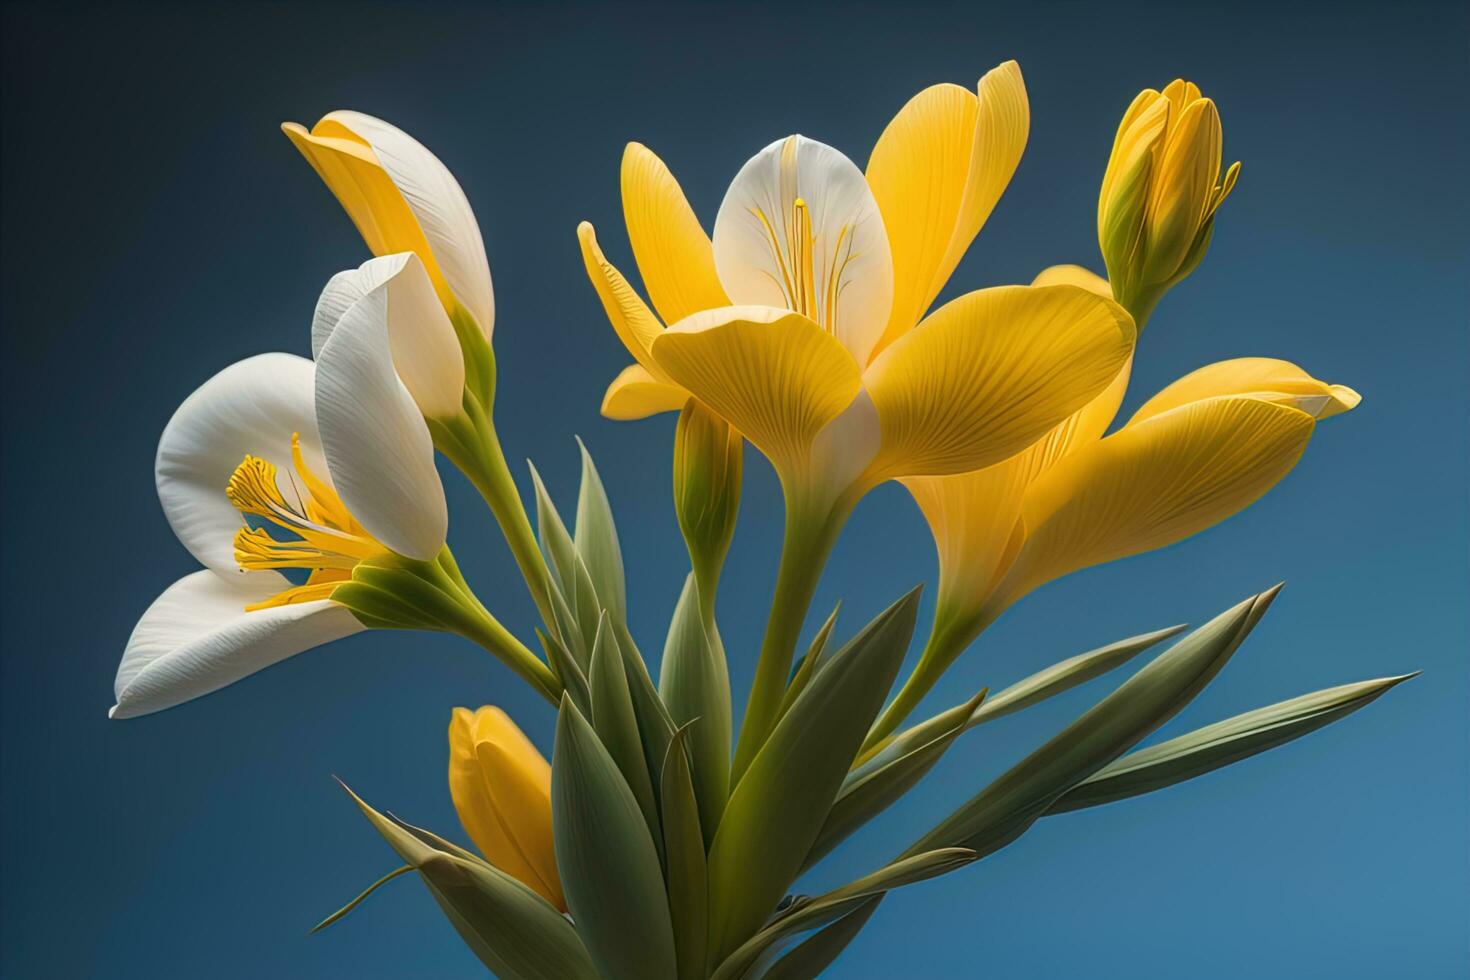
[448,706,565,911]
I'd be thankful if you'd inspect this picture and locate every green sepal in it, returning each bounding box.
[904,587,1279,860]
[706,589,919,965]
[1049,671,1418,813]
[552,697,678,980]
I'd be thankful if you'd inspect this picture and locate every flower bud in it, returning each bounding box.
[447,706,565,910]
[673,399,743,607]
[1097,80,1240,322]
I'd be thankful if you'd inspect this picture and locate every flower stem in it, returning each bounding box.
[730,486,858,785]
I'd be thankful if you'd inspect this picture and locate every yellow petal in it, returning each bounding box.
[447,707,565,910]
[866,62,1030,358]
[281,123,456,315]
[863,284,1135,479]
[621,143,729,324]
[577,221,665,373]
[999,396,1316,606]
[650,306,861,477]
[1031,264,1113,298]
[602,363,690,420]
[1130,357,1361,423]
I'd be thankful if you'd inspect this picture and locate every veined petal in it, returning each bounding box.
[315,283,448,561]
[314,254,464,419]
[1130,357,1361,424]
[156,354,328,576]
[863,284,1135,479]
[112,570,363,719]
[713,135,893,366]
[997,396,1316,606]
[317,111,495,337]
[621,143,729,324]
[577,221,666,373]
[601,363,690,420]
[1032,263,1113,298]
[651,306,861,476]
[867,62,1030,357]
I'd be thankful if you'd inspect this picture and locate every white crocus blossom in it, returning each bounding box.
[112,259,452,718]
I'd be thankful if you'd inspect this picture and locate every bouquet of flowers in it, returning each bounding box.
[112,61,1409,979]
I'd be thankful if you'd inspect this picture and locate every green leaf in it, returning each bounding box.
[777,602,841,722]
[856,623,1184,778]
[545,575,590,670]
[658,574,732,845]
[1049,671,1418,813]
[552,697,677,980]
[761,895,882,980]
[538,627,591,715]
[569,552,606,658]
[709,848,974,980]
[806,689,987,871]
[613,618,679,792]
[707,589,920,965]
[588,613,662,858]
[528,461,577,598]
[574,437,627,623]
[904,587,1279,860]
[659,725,710,980]
[338,781,597,980]
[311,865,413,933]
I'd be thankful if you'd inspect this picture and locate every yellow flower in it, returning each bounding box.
[579,63,1140,765]
[870,288,1359,741]
[448,706,565,911]
[1098,80,1241,320]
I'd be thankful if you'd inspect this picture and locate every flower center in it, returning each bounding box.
[226,434,388,609]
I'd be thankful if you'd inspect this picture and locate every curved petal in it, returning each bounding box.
[998,396,1316,607]
[577,221,666,374]
[316,283,448,561]
[112,570,363,719]
[1130,357,1361,424]
[864,284,1136,479]
[651,306,861,476]
[867,61,1030,356]
[601,363,689,421]
[156,354,327,576]
[314,253,464,420]
[712,135,893,366]
[621,143,729,324]
[317,111,495,337]
[1032,263,1113,298]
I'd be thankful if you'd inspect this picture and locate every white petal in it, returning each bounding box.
[713,135,893,366]
[313,253,464,419]
[323,110,496,338]
[156,354,328,576]
[316,282,449,560]
[112,570,363,719]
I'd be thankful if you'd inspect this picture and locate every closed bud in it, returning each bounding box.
[447,706,565,910]
[673,399,743,607]
[1098,80,1240,322]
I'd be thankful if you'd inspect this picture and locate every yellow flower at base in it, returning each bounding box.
[448,706,564,911]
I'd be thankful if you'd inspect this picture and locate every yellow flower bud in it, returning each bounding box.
[673,399,743,606]
[1098,80,1240,321]
[447,706,565,911]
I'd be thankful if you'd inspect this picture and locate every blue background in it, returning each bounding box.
[3,1,1466,976]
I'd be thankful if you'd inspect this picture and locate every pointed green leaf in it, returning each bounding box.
[528,460,577,597]
[660,724,709,980]
[1049,671,1418,813]
[545,577,590,670]
[904,588,1279,860]
[614,618,679,789]
[311,865,413,933]
[777,602,841,722]
[574,437,627,622]
[709,848,974,980]
[806,690,987,871]
[538,627,591,715]
[552,697,677,980]
[589,613,662,857]
[761,895,882,980]
[707,589,920,965]
[338,782,597,980]
[569,553,606,656]
[658,574,732,845]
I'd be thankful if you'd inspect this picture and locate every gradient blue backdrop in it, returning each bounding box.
[3,2,1466,976]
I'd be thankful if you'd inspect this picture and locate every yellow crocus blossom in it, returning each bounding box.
[448,706,565,911]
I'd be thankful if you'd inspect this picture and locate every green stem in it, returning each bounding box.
[730,486,858,784]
